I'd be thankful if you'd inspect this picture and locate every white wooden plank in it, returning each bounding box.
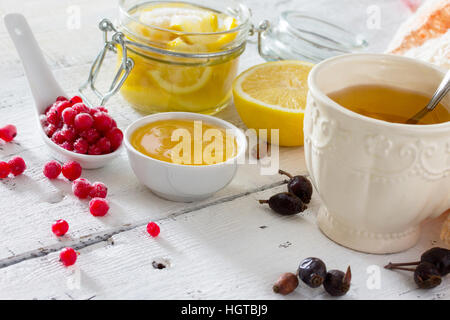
[0,185,447,300]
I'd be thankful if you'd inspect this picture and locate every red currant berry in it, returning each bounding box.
[70,96,83,104]
[60,247,77,266]
[46,109,60,126]
[43,160,62,179]
[90,106,108,115]
[106,127,123,151]
[74,113,94,131]
[89,198,109,217]
[55,101,72,115]
[0,124,17,142]
[147,222,160,237]
[62,107,77,126]
[52,219,69,236]
[96,137,111,154]
[72,103,90,115]
[93,112,113,132]
[60,141,74,151]
[61,161,82,181]
[72,178,92,199]
[40,115,49,127]
[80,128,100,144]
[51,130,66,144]
[44,124,58,137]
[61,125,77,142]
[73,138,89,154]
[0,161,10,179]
[88,144,102,155]
[111,119,117,128]
[56,96,68,102]
[8,156,26,176]
[89,182,108,198]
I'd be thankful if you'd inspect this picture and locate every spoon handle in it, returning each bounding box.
[425,70,450,111]
[4,13,65,113]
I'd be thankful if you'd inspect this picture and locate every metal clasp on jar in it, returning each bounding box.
[79,19,134,107]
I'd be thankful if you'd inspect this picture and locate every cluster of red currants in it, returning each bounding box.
[44,160,110,217]
[41,96,123,155]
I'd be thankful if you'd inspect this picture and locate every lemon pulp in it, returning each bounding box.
[119,2,241,114]
[131,119,238,165]
[233,60,314,146]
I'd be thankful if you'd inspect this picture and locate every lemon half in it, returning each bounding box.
[232,60,314,146]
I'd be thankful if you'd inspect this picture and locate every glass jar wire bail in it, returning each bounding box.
[79,18,134,107]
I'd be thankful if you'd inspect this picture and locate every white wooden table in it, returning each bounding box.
[0,0,448,300]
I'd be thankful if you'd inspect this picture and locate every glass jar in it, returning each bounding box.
[107,0,251,114]
[80,0,410,112]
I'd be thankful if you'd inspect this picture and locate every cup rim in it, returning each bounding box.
[124,112,247,168]
[308,53,450,131]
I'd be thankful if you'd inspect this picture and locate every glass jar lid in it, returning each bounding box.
[257,10,369,63]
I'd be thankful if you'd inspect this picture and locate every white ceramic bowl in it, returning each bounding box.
[124,112,247,202]
[304,53,450,254]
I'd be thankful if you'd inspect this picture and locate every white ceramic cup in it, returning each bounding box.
[124,112,247,202]
[304,53,450,254]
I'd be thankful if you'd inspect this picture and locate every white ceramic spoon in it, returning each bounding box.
[4,13,122,169]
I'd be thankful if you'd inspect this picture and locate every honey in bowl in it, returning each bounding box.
[131,119,237,165]
[328,85,450,124]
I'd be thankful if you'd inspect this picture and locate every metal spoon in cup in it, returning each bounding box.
[406,70,450,124]
[4,13,122,168]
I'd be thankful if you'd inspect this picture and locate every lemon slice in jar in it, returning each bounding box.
[149,66,212,95]
[232,60,314,146]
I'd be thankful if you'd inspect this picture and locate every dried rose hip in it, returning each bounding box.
[273,272,299,295]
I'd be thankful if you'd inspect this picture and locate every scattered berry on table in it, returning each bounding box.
[147,222,160,237]
[89,197,110,216]
[59,247,77,266]
[52,219,69,236]
[0,161,11,179]
[0,124,17,142]
[62,161,82,181]
[89,182,108,198]
[43,160,62,179]
[72,178,92,199]
[8,156,26,176]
